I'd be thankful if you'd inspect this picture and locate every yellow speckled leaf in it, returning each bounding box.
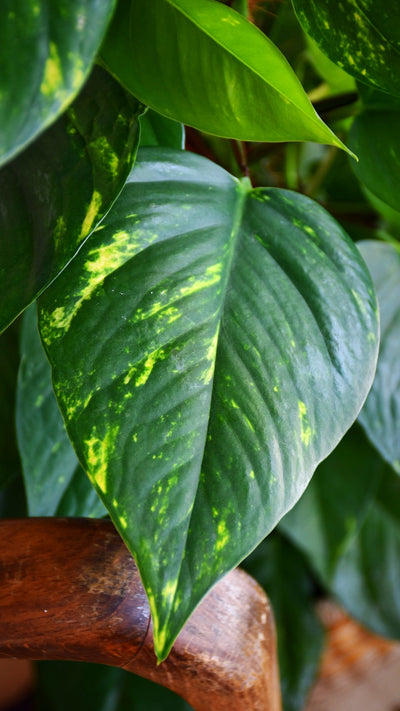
[38,148,379,660]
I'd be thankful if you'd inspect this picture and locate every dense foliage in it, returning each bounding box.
[1,0,400,708]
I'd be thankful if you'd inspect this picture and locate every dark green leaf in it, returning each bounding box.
[38,147,378,659]
[16,304,106,517]
[0,319,21,489]
[243,533,325,711]
[280,425,383,581]
[36,661,192,711]
[101,0,350,150]
[292,0,400,97]
[349,111,400,214]
[140,110,185,149]
[330,466,400,640]
[357,241,400,473]
[0,66,141,333]
[0,0,116,165]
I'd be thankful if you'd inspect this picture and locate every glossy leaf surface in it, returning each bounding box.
[16,305,106,518]
[280,425,383,581]
[243,533,324,711]
[349,111,400,214]
[0,66,142,334]
[39,148,378,659]
[292,0,400,97]
[0,0,116,165]
[357,241,400,473]
[101,0,348,149]
[331,467,400,639]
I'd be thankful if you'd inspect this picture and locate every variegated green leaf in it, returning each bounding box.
[0,0,116,166]
[357,241,400,474]
[101,0,350,151]
[292,0,400,97]
[0,66,142,334]
[16,305,106,517]
[38,147,378,660]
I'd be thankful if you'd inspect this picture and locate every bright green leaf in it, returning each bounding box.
[140,110,185,149]
[101,0,349,150]
[292,0,400,97]
[0,0,117,166]
[16,305,106,518]
[280,425,383,581]
[349,111,400,214]
[243,533,325,711]
[38,147,378,660]
[330,466,400,640]
[0,66,142,334]
[357,241,400,474]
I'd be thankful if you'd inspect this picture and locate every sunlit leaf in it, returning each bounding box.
[0,66,142,333]
[0,0,116,165]
[101,0,349,150]
[38,147,378,659]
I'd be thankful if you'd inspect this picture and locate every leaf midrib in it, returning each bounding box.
[164,0,338,143]
[154,176,250,659]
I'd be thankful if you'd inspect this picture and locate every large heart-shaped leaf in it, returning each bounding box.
[16,305,106,518]
[292,0,400,97]
[280,425,383,581]
[357,241,400,474]
[101,0,349,150]
[38,147,378,659]
[349,111,400,214]
[0,0,116,166]
[0,66,142,334]
[243,533,324,711]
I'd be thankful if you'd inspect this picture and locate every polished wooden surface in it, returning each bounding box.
[0,519,281,711]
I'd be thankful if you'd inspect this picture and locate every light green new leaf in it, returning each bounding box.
[280,425,383,581]
[357,241,400,474]
[0,0,116,166]
[349,111,400,214]
[292,0,400,97]
[101,0,349,150]
[38,148,378,660]
[243,533,325,711]
[331,466,400,639]
[16,305,106,518]
[0,66,142,334]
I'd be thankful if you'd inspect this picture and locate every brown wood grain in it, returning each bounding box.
[0,518,281,711]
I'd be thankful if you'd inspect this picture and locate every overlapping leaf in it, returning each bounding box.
[357,241,400,473]
[292,0,400,97]
[243,533,324,711]
[140,110,185,150]
[101,0,349,149]
[280,425,383,581]
[331,466,400,639]
[38,147,378,659]
[16,305,106,517]
[0,320,21,489]
[349,111,400,214]
[0,66,142,334]
[0,0,116,165]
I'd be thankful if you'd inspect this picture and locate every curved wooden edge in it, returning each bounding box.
[0,519,281,711]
